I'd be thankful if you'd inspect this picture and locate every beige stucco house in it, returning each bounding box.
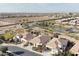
[46,37,68,54]
[29,34,50,47]
[70,41,79,55]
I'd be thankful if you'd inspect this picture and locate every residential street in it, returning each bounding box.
[2,46,42,56]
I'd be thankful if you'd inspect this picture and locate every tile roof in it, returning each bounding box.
[30,35,50,45]
[40,35,50,44]
[46,38,59,49]
[24,33,35,41]
[46,37,68,49]
[59,38,68,46]
[70,41,79,54]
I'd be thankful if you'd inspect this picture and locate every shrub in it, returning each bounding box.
[23,42,29,47]
[3,32,15,41]
[32,47,37,51]
[0,41,3,44]
[0,46,8,53]
[54,51,77,56]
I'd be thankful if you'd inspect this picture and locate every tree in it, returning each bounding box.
[3,32,15,41]
[0,35,5,40]
[0,46,8,53]
[69,12,73,17]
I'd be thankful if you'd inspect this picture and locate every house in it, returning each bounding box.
[29,34,50,47]
[69,20,76,25]
[15,28,26,35]
[58,38,68,50]
[31,27,45,35]
[70,41,79,55]
[55,18,70,24]
[21,33,35,42]
[46,37,68,54]
[46,38,59,54]
[58,34,76,42]
[61,22,69,25]
[55,20,62,24]
[13,34,23,42]
[69,19,79,25]
[76,19,79,25]
[13,33,35,44]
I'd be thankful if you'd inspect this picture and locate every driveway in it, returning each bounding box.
[2,46,42,56]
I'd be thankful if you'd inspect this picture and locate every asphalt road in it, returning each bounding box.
[3,46,42,56]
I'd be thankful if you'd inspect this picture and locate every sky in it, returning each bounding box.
[0,3,79,13]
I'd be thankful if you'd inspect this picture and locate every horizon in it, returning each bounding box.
[0,3,79,13]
